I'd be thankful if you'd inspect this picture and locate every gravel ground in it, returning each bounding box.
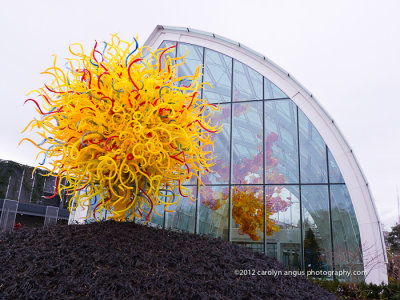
[0,221,335,299]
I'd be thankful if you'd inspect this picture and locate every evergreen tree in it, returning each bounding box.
[304,228,322,271]
[388,224,400,253]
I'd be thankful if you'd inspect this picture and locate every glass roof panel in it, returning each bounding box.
[157,40,177,71]
[203,48,232,103]
[264,77,288,99]
[328,148,345,183]
[176,42,203,88]
[233,59,263,101]
[299,109,328,183]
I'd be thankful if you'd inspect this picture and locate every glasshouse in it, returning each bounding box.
[69,25,387,284]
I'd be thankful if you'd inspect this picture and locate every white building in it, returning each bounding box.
[71,25,387,284]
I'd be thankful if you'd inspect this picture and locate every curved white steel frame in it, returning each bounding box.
[144,25,388,284]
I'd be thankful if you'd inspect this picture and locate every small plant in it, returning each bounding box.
[314,278,400,299]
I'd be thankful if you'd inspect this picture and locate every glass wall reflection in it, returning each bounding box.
[330,184,364,281]
[232,101,263,184]
[148,201,165,227]
[132,194,165,227]
[265,100,299,184]
[151,40,365,281]
[302,185,333,277]
[165,186,197,233]
[266,185,301,269]
[231,185,264,252]
[199,185,229,240]
[201,103,231,185]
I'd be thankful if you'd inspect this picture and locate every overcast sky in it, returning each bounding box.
[0,0,399,230]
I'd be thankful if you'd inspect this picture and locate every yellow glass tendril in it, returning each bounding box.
[20,34,221,222]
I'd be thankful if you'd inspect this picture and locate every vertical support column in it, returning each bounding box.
[42,175,47,206]
[276,242,281,262]
[195,44,206,235]
[326,145,336,278]
[29,169,36,203]
[162,194,166,229]
[262,77,267,255]
[5,176,11,199]
[195,185,199,234]
[59,178,66,209]
[296,107,305,271]
[0,199,18,232]
[228,57,234,242]
[17,168,26,201]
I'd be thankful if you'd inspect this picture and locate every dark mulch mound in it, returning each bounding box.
[0,221,335,299]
